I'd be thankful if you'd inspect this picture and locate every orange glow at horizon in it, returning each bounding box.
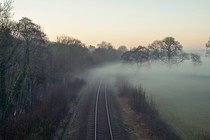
[13,0,210,49]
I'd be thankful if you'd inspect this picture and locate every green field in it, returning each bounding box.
[126,57,210,139]
[146,74,210,139]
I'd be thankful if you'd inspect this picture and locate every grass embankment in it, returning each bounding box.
[116,79,181,140]
[4,78,85,140]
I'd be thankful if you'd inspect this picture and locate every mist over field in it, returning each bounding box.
[86,51,210,139]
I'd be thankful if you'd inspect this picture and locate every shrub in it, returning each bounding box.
[4,78,85,140]
[117,79,180,140]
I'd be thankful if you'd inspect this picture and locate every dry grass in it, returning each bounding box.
[119,97,151,140]
[116,78,181,140]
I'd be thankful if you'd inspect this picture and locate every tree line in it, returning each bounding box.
[121,37,202,65]
[0,1,124,139]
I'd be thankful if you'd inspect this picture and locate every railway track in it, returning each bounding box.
[65,82,129,140]
[87,84,114,140]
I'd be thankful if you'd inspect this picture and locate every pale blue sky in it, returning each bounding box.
[12,0,210,49]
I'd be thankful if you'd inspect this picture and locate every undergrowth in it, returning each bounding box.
[3,78,85,140]
[116,78,181,140]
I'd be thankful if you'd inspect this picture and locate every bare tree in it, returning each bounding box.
[17,17,47,65]
[97,41,113,49]
[191,53,201,64]
[148,40,163,60]
[0,1,17,138]
[0,0,13,27]
[0,0,14,114]
[121,37,194,65]
[206,37,210,48]
[57,35,84,47]
[121,46,150,64]
[206,37,210,56]
[14,17,47,105]
[91,41,122,64]
[118,45,128,53]
[160,37,183,62]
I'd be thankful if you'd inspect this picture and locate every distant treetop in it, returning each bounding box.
[121,36,201,65]
[206,37,210,49]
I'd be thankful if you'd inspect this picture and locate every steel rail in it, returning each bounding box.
[94,83,101,140]
[105,86,114,140]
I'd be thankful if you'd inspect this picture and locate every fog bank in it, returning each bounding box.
[86,55,210,139]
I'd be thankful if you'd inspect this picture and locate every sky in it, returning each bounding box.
[12,0,210,49]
